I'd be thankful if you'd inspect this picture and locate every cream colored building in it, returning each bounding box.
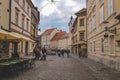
[50,31,66,49]
[58,33,70,49]
[41,28,59,49]
[87,0,120,70]
[0,0,39,58]
[71,8,87,57]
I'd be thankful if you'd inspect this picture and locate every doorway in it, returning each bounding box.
[25,42,28,56]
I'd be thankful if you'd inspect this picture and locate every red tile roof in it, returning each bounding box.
[60,33,69,39]
[41,28,56,36]
[51,31,66,41]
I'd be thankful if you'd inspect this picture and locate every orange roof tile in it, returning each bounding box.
[60,33,69,39]
[51,31,66,41]
[41,28,56,36]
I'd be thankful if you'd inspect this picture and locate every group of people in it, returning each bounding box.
[33,46,47,61]
[57,49,70,58]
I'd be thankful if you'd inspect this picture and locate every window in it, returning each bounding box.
[75,35,77,43]
[22,14,25,28]
[93,41,96,53]
[23,0,25,9]
[90,42,92,53]
[100,4,104,23]
[79,32,84,41]
[108,0,113,16]
[15,8,19,25]
[101,38,104,53]
[108,35,115,54]
[92,16,96,29]
[80,18,84,26]
[26,19,29,31]
[27,6,29,15]
[15,0,19,4]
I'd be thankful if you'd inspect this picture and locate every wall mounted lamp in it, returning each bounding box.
[115,14,120,22]
[103,20,117,39]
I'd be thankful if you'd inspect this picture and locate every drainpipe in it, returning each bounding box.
[9,0,11,32]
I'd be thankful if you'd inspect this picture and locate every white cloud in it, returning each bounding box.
[64,0,77,7]
[31,0,86,33]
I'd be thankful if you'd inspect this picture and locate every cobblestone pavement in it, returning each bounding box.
[71,54,120,80]
[1,54,120,80]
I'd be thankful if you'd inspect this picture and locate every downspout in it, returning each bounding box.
[9,0,11,32]
[86,0,88,57]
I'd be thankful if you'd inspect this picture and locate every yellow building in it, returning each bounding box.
[71,8,87,57]
[87,0,120,70]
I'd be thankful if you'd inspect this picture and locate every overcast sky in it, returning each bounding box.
[31,0,86,35]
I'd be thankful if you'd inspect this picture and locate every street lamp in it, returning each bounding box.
[115,14,120,22]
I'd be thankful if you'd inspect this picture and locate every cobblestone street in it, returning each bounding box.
[1,54,120,80]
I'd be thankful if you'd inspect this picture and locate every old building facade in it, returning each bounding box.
[41,28,59,49]
[50,31,66,49]
[71,8,87,57]
[87,0,120,70]
[0,0,39,58]
[58,33,70,49]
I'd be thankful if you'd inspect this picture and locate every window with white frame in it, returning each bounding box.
[108,0,113,16]
[100,4,104,23]
[79,32,84,41]
[79,18,84,26]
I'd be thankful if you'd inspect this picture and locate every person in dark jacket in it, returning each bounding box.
[41,47,47,60]
[66,49,70,58]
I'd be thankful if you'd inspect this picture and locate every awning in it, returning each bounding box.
[0,29,35,42]
[0,29,17,39]
[9,32,35,42]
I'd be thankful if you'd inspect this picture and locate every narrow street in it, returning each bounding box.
[1,55,120,80]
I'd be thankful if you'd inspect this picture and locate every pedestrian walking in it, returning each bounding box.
[57,49,61,57]
[40,47,47,60]
[66,49,70,58]
[78,50,82,58]
[61,49,64,57]
[33,46,41,60]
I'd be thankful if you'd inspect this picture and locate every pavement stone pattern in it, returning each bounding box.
[1,54,120,80]
[71,54,120,80]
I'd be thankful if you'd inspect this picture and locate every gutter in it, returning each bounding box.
[9,0,11,32]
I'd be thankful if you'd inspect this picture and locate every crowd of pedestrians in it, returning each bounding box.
[33,45,71,61]
[57,48,70,58]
